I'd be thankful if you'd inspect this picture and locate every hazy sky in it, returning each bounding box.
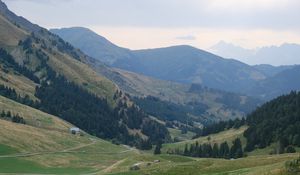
[3,0,300,51]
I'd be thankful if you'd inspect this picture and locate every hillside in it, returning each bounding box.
[244,91,300,152]
[0,94,138,174]
[89,61,261,126]
[0,0,169,148]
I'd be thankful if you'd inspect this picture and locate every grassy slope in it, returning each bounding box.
[162,126,248,153]
[108,154,298,175]
[0,67,37,99]
[0,14,27,47]
[0,103,297,175]
[100,68,246,121]
[46,49,117,105]
[0,11,118,105]
[168,128,196,141]
[0,95,136,174]
[105,126,298,175]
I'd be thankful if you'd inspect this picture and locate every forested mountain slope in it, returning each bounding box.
[244,91,300,152]
[0,0,169,148]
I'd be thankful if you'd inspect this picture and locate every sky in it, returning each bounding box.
[3,0,300,64]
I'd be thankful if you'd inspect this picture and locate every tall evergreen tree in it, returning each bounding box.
[154,142,162,155]
[212,143,219,158]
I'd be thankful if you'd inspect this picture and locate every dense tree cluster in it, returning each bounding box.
[0,110,26,124]
[35,76,122,139]
[0,85,36,107]
[244,91,300,152]
[141,119,170,144]
[35,74,169,148]
[154,142,162,155]
[194,118,245,138]
[167,138,244,159]
[0,48,39,83]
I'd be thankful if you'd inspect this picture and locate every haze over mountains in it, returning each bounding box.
[51,27,300,100]
[210,41,300,66]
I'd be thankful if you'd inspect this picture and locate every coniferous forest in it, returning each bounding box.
[167,138,244,159]
[35,75,169,148]
[244,91,300,152]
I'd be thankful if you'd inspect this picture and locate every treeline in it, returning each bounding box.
[0,85,36,107]
[194,118,245,138]
[167,138,244,159]
[0,110,26,124]
[0,48,39,83]
[244,91,300,153]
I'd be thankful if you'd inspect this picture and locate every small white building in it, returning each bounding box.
[70,127,80,134]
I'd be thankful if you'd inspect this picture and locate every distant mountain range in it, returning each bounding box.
[210,40,300,66]
[51,27,300,100]
[51,28,265,93]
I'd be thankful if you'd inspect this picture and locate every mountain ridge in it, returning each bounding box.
[210,40,300,66]
[51,27,300,100]
[51,27,266,93]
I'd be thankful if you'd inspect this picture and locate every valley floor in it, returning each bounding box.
[0,129,298,175]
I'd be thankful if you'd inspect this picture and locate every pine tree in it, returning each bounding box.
[230,138,243,158]
[219,141,230,159]
[212,143,219,158]
[154,142,162,155]
[0,110,5,118]
[184,144,189,156]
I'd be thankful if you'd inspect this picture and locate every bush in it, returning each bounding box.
[286,146,297,153]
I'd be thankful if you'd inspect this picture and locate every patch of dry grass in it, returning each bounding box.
[0,68,37,100]
[162,126,247,152]
[0,15,27,47]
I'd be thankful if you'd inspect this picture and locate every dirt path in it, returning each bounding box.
[0,139,97,158]
[101,158,127,173]
[0,140,135,158]
[62,138,97,152]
